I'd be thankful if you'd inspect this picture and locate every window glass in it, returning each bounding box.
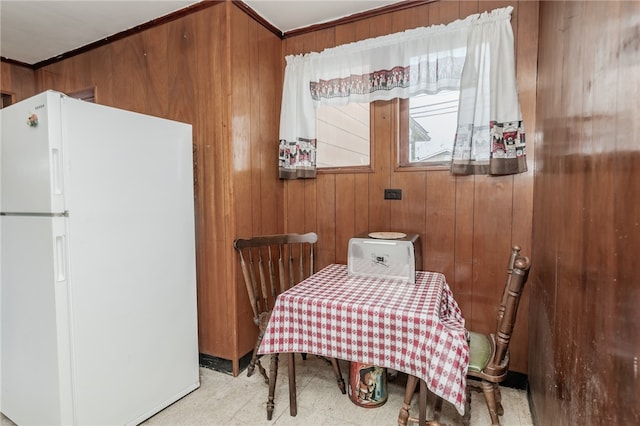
[315,90,459,171]
[316,103,370,169]
[400,90,459,167]
[1,91,15,109]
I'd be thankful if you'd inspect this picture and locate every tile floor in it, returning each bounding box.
[144,356,533,425]
[1,356,534,425]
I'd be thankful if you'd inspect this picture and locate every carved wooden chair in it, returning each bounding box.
[398,246,531,426]
[233,232,346,420]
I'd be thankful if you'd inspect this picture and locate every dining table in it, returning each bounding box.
[257,263,469,424]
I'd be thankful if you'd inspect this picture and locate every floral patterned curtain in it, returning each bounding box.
[278,6,525,179]
[279,55,318,179]
[451,7,527,175]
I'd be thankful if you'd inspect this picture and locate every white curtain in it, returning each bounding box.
[452,6,527,175]
[279,6,526,179]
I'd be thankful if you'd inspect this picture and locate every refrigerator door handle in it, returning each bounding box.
[52,147,64,196]
[51,217,75,423]
[54,231,67,282]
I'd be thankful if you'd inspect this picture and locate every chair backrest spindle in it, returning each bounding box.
[288,244,294,289]
[486,256,531,375]
[257,248,270,312]
[496,245,521,331]
[298,243,304,283]
[264,246,275,303]
[237,250,259,320]
[234,233,319,326]
[277,244,286,294]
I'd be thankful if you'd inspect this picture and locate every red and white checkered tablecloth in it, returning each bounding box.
[258,263,469,415]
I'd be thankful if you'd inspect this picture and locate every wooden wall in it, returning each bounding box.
[282,0,538,373]
[1,0,539,376]
[0,61,36,100]
[530,0,640,424]
[5,2,640,420]
[5,1,283,374]
[228,3,285,364]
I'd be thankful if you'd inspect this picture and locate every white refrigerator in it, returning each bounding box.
[0,91,200,425]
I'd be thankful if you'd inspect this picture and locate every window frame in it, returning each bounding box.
[396,98,453,172]
[0,91,16,109]
[315,97,456,175]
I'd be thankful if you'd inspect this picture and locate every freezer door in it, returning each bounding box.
[0,91,66,214]
[0,215,74,425]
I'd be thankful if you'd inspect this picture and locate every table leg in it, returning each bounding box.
[398,374,418,425]
[287,353,297,416]
[329,358,346,394]
[419,379,427,425]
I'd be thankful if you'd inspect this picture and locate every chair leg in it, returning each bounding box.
[248,328,269,384]
[398,375,418,426]
[462,386,471,426]
[432,393,443,422]
[266,353,279,420]
[398,375,445,426]
[480,380,501,425]
[247,346,259,377]
[255,359,268,385]
[494,383,504,416]
[287,353,297,417]
[329,358,346,394]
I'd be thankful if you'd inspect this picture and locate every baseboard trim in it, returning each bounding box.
[198,354,530,394]
[501,370,528,390]
[199,352,253,376]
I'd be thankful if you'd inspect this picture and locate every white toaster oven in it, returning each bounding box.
[347,233,422,283]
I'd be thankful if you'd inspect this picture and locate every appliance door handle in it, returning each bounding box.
[52,147,63,196]
[53,223,67,282]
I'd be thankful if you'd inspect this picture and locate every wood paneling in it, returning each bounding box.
[0,61,36,100]
[17,2,283,375]
[531,0,640,424]
[2,0,542,380]
[282,0,537,374]
[6,3,636,421]
[229,2,284,370]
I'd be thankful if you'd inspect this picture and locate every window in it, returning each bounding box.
[1,91,15,109]
[68,86,96,103]
[315,91,458,172]
[399,90,459,168]
[316,103,371,170]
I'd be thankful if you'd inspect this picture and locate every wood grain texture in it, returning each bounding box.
[1,0,541,379]
[282,0,536,374]
[508,0,537,373]
[18,2,284,374]
[1,62,36,99]
[531,0,640,424]
[228,3,284,371]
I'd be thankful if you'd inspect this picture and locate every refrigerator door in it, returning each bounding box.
[0,215,74,425]
[1,92,199,425]
[0,91,66,214]
[59,97,199,425]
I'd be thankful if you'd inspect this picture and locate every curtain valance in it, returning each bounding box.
[279,6,526,179]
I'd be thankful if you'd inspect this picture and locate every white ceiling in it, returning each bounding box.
[244,0,401,33]
[0,0,401,66]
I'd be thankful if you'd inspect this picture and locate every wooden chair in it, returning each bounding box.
[398,246,531,426]
[233,232,346,420]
